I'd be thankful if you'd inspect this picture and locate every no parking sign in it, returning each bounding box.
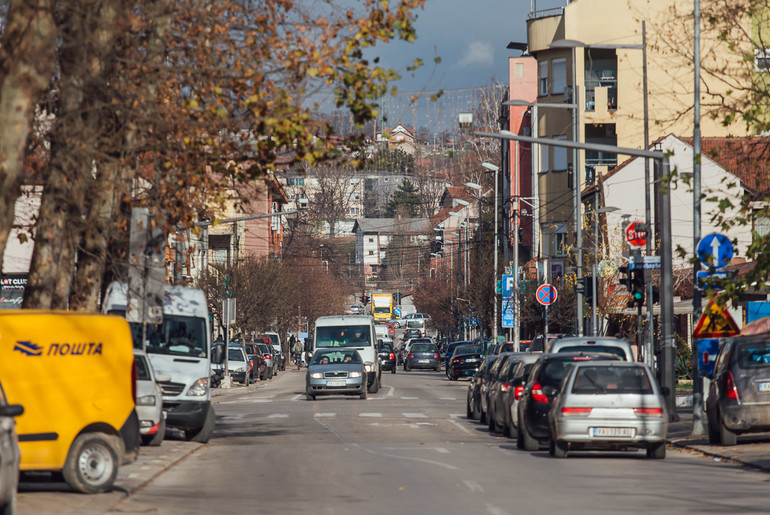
[536,284,557,306]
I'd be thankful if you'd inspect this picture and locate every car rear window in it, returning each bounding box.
[411,344,437,353]
[556,345,627,360]
[453,345,478,356]
[736,341,770,368]
[572,366,653,394]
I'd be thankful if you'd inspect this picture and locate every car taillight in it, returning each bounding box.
[561,407,592,416]
[408,353,414,358]
[633,408,663,416]
[389,353,395,359]
[264,354,271,359]
[453,357,461,363]
[531,382,548,403]
[514,385,524,399]
[500,382,510,393]
[434,353,440,359]
[726,371,740,400]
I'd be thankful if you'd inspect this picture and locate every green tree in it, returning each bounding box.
[385,179,421,217]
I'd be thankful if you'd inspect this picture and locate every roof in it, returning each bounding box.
[352,217,431,235]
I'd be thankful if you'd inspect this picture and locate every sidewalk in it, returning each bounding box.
[668,401,770,473]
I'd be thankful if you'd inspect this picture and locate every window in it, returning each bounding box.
[755,48,770,72]
[755,213,770,237]
[552,58,566,95]
[514,62,525,78]
[553,135,568,172]
[348,207,360,216]
[368,237,374,243]
[539,60,549,96]
[368,250,375,255]
[540,144,549,173]
[553,223,567,257]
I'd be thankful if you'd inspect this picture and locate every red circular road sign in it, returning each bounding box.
[536,284,558,306]
[625,222,647,248]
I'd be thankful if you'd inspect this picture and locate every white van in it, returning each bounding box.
[311,315,381,393]
[103,282,216,443]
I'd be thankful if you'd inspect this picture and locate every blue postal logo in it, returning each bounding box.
[14,341,43,356]
[13,341,103,357]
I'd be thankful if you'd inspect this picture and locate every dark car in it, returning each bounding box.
[487,353,536,435]
[255,341,276,379]
[403,328,423,340]
[378,343,397,374]
[447,344,484,381]
[244,342,268,381]
[404,342,441,371]
[445,341,472,374]
[501,354,540,438]
[517,352,622,451]
[466,355,498,421]
[706,334,770,446]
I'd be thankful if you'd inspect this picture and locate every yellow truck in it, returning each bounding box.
[0,311,140,493]
[370,292,393,322]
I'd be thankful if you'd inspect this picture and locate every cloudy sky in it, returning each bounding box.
[367,0,564,93]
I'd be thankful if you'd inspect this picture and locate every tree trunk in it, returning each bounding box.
[0,1,56,269]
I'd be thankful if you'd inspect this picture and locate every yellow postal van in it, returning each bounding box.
[0,311,140,493]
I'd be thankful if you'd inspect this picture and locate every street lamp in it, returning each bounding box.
[589,206,619,336]
[482,162,500,344]
[465,181,483,336]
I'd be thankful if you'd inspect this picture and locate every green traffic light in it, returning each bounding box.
[633,290,644,300]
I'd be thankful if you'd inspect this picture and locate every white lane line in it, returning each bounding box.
[400,396,419,400]
[402,413,428,418]
[314,413,336,418]
[486,504,511,515]
[352,443,458,471]
[439,397,457,401]
[463,480,484,493]
[359,413,382,417]
[448,418,473,435]
[267,413,289,419]
[219,414,246,420]
[218,398,274,405]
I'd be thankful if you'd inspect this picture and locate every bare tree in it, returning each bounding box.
[305,160,360,238]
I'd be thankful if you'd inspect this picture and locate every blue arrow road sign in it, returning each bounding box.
[697,233,733,269]
[393,306,402,317]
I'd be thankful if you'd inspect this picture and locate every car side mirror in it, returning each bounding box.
[155,374,172,383]
[0,404,23,417]
[211,345,225,364]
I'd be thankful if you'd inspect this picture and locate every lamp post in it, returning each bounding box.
[590,205,619,336]
[465,182,483,338]
[482,162,500,344]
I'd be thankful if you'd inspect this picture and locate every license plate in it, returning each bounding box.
[419,359,430,363]
[591,427,634,438]
[759,382,770,392]
[466,358,478,363]
[326,380,346,387]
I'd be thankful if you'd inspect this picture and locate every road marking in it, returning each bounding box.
[448,418,473,435]
[219,414,246,420]
[463,480,484,493]
[218,398,274,405]
[486,504,511,515]
[359,412,382,417]
[267,413,289,419]
[439,397,457,401]
[402,413,427,418]
[400,396,419,400]
[291,394,305,401]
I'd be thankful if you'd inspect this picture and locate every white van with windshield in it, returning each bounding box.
[312,315,381,393]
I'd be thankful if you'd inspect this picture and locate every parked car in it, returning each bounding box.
[547,336,634,362]
[706,334,770,446]
[255,341,277,379]
[211,344,251,385]
[445,341,472,374]
[486,353,528,433]
[517,352,622,451]
[306,348,368,400]
[349,305,365,315]
[0,380,22,514]
[378,343,397,374]
[501,354,540,438]
[548,361,668,458]
[466,356,498,421]
[244,342,268,381]
[447,344,485,381]
[134,349,169,446]
[404,341,441,371]
[262,332,286,371]
[530,333,567,352]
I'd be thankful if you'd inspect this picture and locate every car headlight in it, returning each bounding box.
[310,372,323,379]
[136,395,157,406]
[349,371,362,378]
[187,377,209,396]
[364,364,373,372]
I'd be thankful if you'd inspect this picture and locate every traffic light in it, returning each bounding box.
[360,294,369,306]
[628,270,645,308]
[618,266,632,291]
[575,276,593,302]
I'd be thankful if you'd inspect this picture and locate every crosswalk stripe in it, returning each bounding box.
[402,413,428,418]
[359,413,383,417]
[314,413,336,418]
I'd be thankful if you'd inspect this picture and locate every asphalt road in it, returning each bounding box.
[93,367,770,515]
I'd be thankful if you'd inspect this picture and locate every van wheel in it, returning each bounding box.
[146,417,166,447]
[62,433,119,493]
[368,374,380,394]
[185,407,216,443]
